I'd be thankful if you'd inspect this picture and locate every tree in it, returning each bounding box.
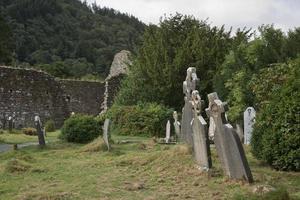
[0,15,14,65]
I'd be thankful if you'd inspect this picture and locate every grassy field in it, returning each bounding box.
[0,130,60,144]
[0,134,299,200]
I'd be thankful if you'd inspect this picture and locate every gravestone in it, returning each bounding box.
[173,111,181,139]
[34,115,46,146]
[244,107,256,145]
[206,92,253,183]
[181,67,199,145]
[190,90,212,170]
[165,120,171,143]
[103,119,110,151]
[8,116,13,132]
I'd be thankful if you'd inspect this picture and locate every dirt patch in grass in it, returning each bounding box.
[5,158,31,173]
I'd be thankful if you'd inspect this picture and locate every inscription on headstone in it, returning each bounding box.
[244,107,256,145]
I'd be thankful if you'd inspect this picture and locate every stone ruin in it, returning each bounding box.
[178,67,253,182]
[0,50,131,128]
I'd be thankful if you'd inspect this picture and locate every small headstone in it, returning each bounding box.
[190,90,212,170]
[181,67,199,145]
[244,107,256,145]
[103,119,110,151]
[165,120,171,143]
[34,115,46,146]
[173,111,181,139]
[206,92,253,183]
[8,116,13,132]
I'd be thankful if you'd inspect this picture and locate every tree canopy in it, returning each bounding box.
[0,0,145,79]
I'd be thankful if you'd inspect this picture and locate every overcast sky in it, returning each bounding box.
[86,0,299,32]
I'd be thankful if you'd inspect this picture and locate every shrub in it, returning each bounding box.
[60,114,101,143]
[106,103,173,137]
[22,128,37,136]
[251,59,300,171]
[45,119,56,132]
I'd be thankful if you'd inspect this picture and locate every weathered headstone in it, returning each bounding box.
[190,90,212,170]
[165,120,171,143]
[181,67,198,145]
[206,92,253,183]
[34,115,46,146]
[244,107,256,145]
[173,111,181,139]
[103,119,110,151]
[8,116,13,132]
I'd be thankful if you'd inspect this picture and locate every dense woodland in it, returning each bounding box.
[0,0,145,79]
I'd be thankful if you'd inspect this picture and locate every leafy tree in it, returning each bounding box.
[0,15,14,65]
[0,0,145,78]
[250,58,300,171]
[116,14,231,109]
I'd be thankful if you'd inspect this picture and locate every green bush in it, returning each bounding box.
[60,114,101,144]
[22,128,37,136]
[45,120,56,132]
[106,103,173,137]
[251,59,300,171]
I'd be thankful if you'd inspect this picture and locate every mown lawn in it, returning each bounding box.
[0,133,299,200]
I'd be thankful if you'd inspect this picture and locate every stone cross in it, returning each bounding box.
[34,115,46,146]
[181,67,199,145]
[173,111,181,139]
[206,92,253,183]
[243,107,256,145]
[103,119,110,151]
[8,116,13,132]
[190,90,212,170]
[165,120,171,143]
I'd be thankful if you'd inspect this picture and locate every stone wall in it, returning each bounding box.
[0,50,130,129]
[59,80,105,115]
[0,66,69,128]
[0,66,108,128]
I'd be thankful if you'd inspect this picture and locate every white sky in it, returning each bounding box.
[86,0,300,32]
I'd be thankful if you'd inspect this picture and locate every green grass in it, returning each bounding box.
[0,134,299,200]
[0,130,60,144]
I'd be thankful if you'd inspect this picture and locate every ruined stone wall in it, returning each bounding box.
[106,74,125,108]
[0,66,69,128]
[0,66,106,128]
[59,80,105,115]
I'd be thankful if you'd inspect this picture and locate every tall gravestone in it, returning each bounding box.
[190,90,212,170]
[206,92,253,183]
[103,119,111,151]
[173,111,181,139]
[181,67,198,145]
[34,115,46,146]
[244,107,256,145]
[165,120,171,143]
